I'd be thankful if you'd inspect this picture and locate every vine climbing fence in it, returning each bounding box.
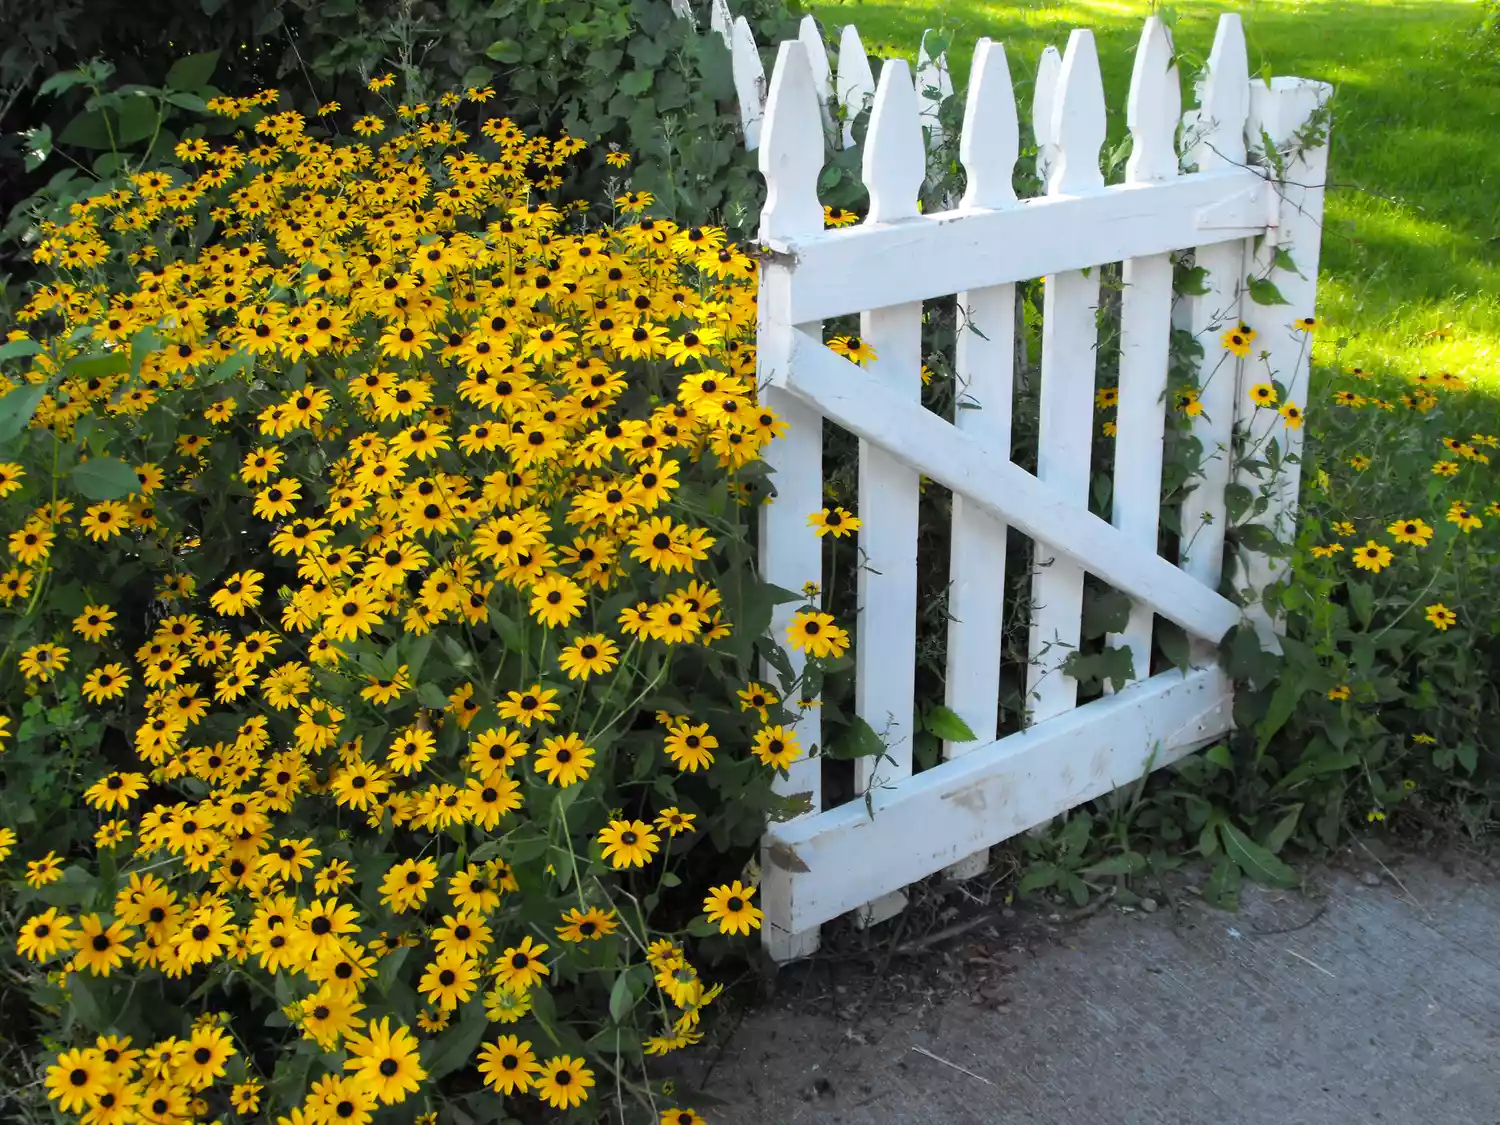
[737,12,1333,961]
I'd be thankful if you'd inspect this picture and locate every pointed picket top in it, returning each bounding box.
[669,0,693,21]
[798,14,836,134]
[1125,15,1182,184]
[1047,29,1107,195]
[710,0,733,47]
[916,30,956,148]
[1195,13,1250,171]
[759,40,826,240]
[959,38,1019,210]
[731,16,768,150]
[862,59,926,224]
[1032,45,1062,191]
[836,23,877,149]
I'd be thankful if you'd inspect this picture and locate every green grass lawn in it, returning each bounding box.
[806,0,1500,384]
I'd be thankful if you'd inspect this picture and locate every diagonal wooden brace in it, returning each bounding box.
[768,334,1244,644]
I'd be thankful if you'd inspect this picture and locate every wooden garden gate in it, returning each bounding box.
[751,16,1332,961]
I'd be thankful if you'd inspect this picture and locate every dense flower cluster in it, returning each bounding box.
[0,87,850,1124]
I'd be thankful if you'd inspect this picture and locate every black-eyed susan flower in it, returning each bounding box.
[1248,382,1278,407]
[493,935,551,992]
[533,732,594,786]
[71,914,134,976]
[556,906,618,942]
[477,1034,539,1095]
[809,506,862,538]
[827,334,876,365]
[1279,402,1304,429]
[703,880,763,935]
[535,1054,594,1110]
[751,724,803,770]
[1220,326,1252,356]
[1425,603,1458,631]
[1351,540,1394,573]
[785,610,850,660]
[1386,518,1433,547]
[16,907,76,961]
[598,818,660,869]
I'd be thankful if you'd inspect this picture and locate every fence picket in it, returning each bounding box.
[1235,78,1332,642]
[916,30,956,149]
[1027,30,1105,723]
[835,24,877,149]
[731,16,768,150]
[945,37,1020,878]
[797,14,836,136]
[710,0,733,46]
[1108,16,1180,684]
[756,39,826,962]
[1031,45,1063,191]
[1179,16,1251,660]
[849,59,924,924]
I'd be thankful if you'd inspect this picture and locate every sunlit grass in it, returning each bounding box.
[809,0,1500,384]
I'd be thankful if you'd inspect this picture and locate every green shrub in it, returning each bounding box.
[0,72,843,1123]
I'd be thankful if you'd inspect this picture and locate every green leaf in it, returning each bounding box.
[828,715,886,759]
[923,705,978,743]
[1203,856,1241,907]
[619,70,656,98]
[425,1001,490,1081]
[1255,677,1306,752]
[608,964,650,1023]
[486,40,524,64]
[0,383,49,443]
[116,96,158,145]
[59,109,115,150]
[130,328,162,377]
[1017,864,1059,895]
[1080,852,1145,878]
[1263,803,1303,854]
[64,352,128,382]
[1247,276,1290,306]
[72,457,142,500]
[166,51,221,91]
[1219,820,1298,888]
[166,92,209,113]
[204,349,253,386]
[0,339,41,363]
[1347,581,1375,629]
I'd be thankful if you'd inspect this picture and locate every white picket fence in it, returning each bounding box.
[748,14,1332,961]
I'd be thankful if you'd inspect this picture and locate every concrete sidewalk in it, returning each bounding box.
[706,854,1500,1125]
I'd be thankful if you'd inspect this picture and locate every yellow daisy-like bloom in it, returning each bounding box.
[19,642,68,682]
[556,633,619,680]
[1220,327,1252,356]
[1447,501,1482,533]
[1174,389,1203,416]
[72,914,134,976]
[1292,315,1318,332]
[1247,383,1278,407]
[17,907,76,961]
[477,1034,539,1095]
[1432,460,1460,477]
[535,1054,594,1110]
[1386,518,1433,547]
[703,880,764,935]
[72,603,117,641]
[533,732,595,786]
[1279,402,1304,429]
[1351,540,1394,573]
[808,506,861,539]
[556,906,619,942]
[823,205,859,228]
[1327,684,1351,701]
[662,1109,708,1125]
[827,334,877,366]
[597,818,660,869]
[785,610,850,660]
[751,724,803,769]
[493,935,551,992]
[1425,603,1458,631]
[1348,455,1371,470]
